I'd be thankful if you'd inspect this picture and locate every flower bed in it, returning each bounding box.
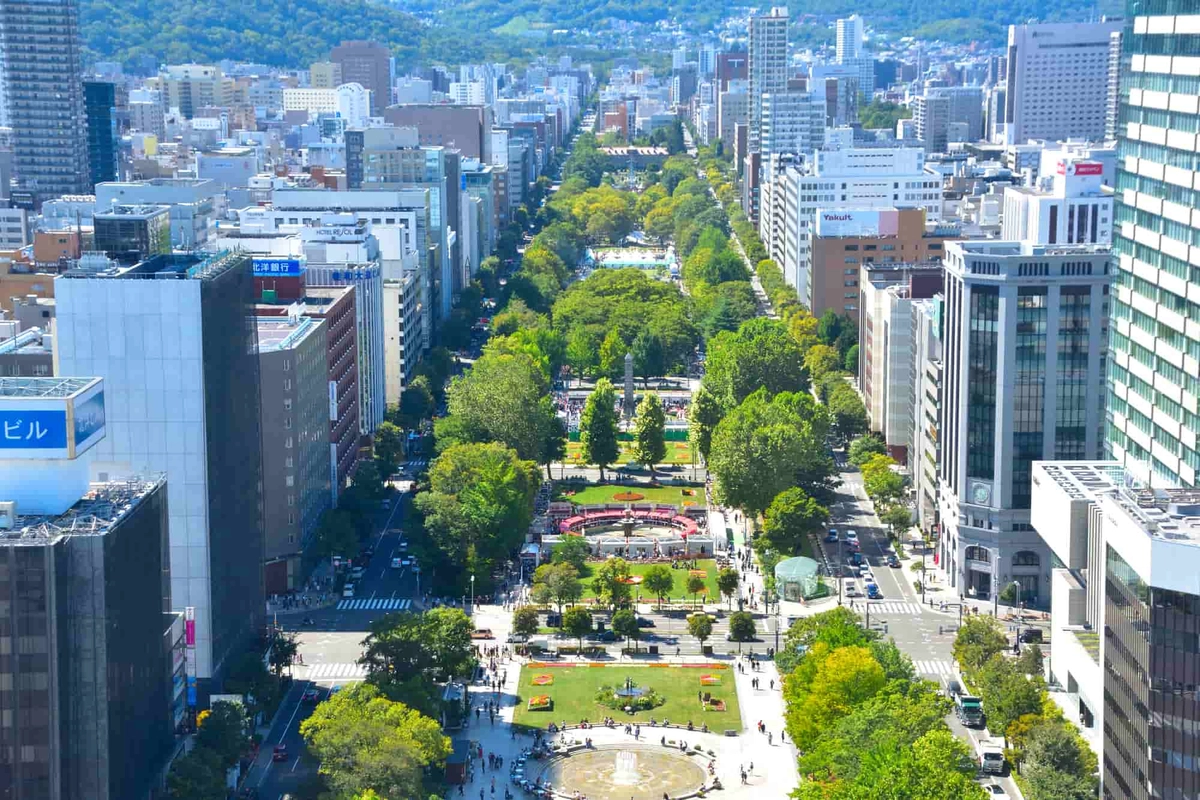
[596,682,665,712]
[532,674,554,686]
[699,675,721,686]
[612,491,645,501]
[528,695,552,711]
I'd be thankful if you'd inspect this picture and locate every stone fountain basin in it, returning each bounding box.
[534,743,710,800]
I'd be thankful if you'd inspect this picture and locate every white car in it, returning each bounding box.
[401,557,413,567]
[342,583,355,598]
[982,784,1009,799]
[844,582,860,598]
[845,530,859,544]
[391,557,403,569]
[350,566,365,580]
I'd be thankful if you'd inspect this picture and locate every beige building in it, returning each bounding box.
[310,61,342,89]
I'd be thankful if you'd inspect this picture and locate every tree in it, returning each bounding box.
[687,613,713,650]
[374,421,405,475]
[630,330,665,385]
[643,564,674,608]
[562,605,594,653]
[397,374,435,427]
[784,645,887,749]
[579,379,621,481]
[565,328,597,385]
[826,383,870,444]
[844,343,860,373]
[848,434,887,467]
[536,562,583,619]
[728,611,756,652]
[512,605,541,638]
[166,747,227,800]
[268,630,300,678]
[591,557,632,610]
[597,327,625,380]
[879,503,913,539]
[1022,718,1098,778]
[686,574,707,609]
[804,344,843,383]
[196,701,248,767]
[631,393,667,478]
[716,567,739,609]
[300,683,450,800]
[688,384,723,469]
[817,309,844,346]
[976,654,1044,734]
[703,318,807,408]
[551,536,590,572]
[360,608,476,689]
[315,508,362,561]
[762,487,830,554]
[953,616,1009,672]
[1023,764,1100,800]
[538,412,567,481]
[611,608,640,653]
[861,453,905,506]
[439,350,551,461]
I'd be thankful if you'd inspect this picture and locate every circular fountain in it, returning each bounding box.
[535,745,707,800]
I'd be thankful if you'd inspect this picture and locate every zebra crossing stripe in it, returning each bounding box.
[913,660,957,676]
[336,598,412,611]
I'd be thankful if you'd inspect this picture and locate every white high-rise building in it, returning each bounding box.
[772,147,943,298]
[836,15,864,61]
[759,90,825,156]
[748,7,789,154]
[1001,146,1114,246]
[937,239,1112,605]
[1002,20,1122,146]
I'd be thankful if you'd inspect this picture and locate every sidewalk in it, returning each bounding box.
[456,601,799,798]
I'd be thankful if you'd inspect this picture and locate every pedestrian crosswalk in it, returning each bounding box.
[336,598,412,611]
[861,601,924,616]
[913,659,958,678]
[302,663,367,681]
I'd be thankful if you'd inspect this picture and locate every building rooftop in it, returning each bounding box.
[0,328,51,356]
[255,315,320,353]
[94,204,170,219]
[62,251,246,281]
[0,376,96,398]
[1036,462,1200,546]
[3,477,164,544]
[951,240,1112,258]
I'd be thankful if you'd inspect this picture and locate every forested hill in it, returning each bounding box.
[79,0,1124,69]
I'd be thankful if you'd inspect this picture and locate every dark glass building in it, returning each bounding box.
[0,478,177,800]
[83,80,118,189]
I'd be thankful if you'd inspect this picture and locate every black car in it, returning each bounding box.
[1019,628,1044,644]
[886,554,901,568]
[636,616,655,628]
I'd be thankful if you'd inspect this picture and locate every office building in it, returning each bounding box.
[83,80,119,189]
[771,147,943,302]
[747,7,789,155]
[836,15,864,61]
[92,204,171,263]
[1003,21,1122,146]
[301,217,386,434]
[0,206,30,250]
[937,240,1112,605]
[1002,148,1113,246]
[0,377,179,800]
[310,61,342,89]
[255,314,330,594]
[330,40,391,115]
[913,87,984,153]
[0,0,91,204]
[1108,12,1200,487]
[0,325,52,377]
[382,104,494,162]
[95,178,222,249]
[55,253,264,684]
[910,296,944,534]
[759,90,825,156]
[858,259,945,463]
[1031,461,1200,800]
[718,88,748,146]
[1105,31,1122,142]
[716,52,748,93]
[159,64,226,119]
[382,258,425,407]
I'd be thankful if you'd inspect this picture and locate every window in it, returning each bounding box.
[1012,550,1040,567]
[283,398,292,410]
[965,546,991,563]
[285,475,294,487]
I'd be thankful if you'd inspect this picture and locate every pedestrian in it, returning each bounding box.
[768,732,773,744]
[770,679,774,690]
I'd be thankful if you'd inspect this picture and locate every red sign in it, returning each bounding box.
[1058,160,1103,176]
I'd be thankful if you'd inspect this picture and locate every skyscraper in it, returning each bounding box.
[747,7,789,155]
[83,80,118,189]
[937,240,1112,605]
[0,0,91,204]
[331,40,392,115]
[1003,20,1122,146]
[836,15,864,61]
[55,253,265,689]
[1108,12,1200,488]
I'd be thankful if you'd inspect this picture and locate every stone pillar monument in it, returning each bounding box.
[623,351,635,418]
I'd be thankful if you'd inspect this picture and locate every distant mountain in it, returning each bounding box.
[78,0,524,69]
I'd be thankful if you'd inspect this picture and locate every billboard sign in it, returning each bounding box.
[1057,160,1103,176]
[816,210,881,237]
[252,257,304,277]
[0,378,105,459]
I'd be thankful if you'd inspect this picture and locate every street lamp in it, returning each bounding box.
[470,575,476,611]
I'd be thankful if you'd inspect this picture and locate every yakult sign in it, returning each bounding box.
[816,210,881,237]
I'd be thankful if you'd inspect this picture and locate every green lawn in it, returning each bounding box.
[555,483,703,507]
[564,439,696,465]
[571,558,724,603]
[511,665,742,731]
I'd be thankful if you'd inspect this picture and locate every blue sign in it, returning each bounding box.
[73,391,105,446]
[252,258,304,277]
[0,409,68,449]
